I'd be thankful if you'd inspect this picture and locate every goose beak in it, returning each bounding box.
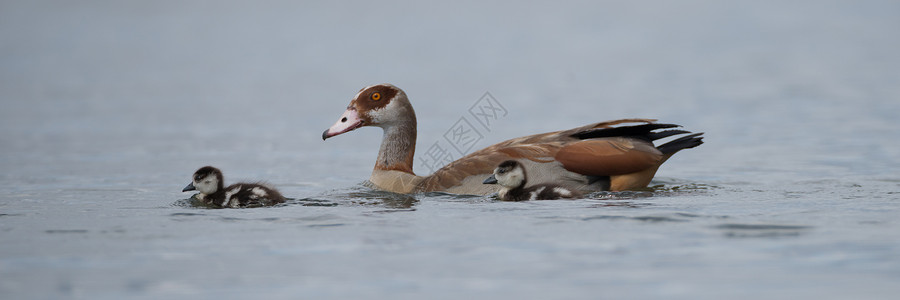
[182,182,196,192]
[483,175,498,184]
[323,108,364,140]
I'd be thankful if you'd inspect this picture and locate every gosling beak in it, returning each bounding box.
[182,182,196,192]
[483,174,498,184]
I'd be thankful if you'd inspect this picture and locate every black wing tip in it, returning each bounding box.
[656,132,704,154]
[573,123,684,140]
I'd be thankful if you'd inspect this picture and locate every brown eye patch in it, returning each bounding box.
[354,84,398,112]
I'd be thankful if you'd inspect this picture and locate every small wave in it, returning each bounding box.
[714,223,812,238]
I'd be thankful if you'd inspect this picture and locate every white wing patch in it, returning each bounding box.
[529,187,545,200]
[553,187,572,197]
[224,185,242,207]
[250,187,267,199]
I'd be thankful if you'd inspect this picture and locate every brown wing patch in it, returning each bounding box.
[555,138,663,175]
[417,134,569,191]
[562,119,658,134]
[589,118,657,128]
[496,144,559,163]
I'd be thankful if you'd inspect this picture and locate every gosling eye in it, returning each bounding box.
[371,92,381,101]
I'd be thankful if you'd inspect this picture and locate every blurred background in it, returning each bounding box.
[1,1,899,299]
[2,0,897,187]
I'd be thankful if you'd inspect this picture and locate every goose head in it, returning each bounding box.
[322,83,416,140]
[183,166,224,195]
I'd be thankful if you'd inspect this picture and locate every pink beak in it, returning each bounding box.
[322,108,364,140]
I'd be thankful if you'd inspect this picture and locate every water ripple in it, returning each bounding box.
[714,223,813,238]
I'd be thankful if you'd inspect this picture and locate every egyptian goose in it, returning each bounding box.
[182,166,286,208]
[483,160,582,201]
[322,84,703,195]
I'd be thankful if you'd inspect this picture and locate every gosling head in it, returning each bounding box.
[483,160,527,189]
[182,166,224,196]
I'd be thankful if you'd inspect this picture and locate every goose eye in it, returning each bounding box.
[371,92,381,101]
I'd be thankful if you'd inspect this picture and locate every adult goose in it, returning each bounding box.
[322,84,703,195]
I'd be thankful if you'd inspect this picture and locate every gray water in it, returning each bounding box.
[2,1,900,299]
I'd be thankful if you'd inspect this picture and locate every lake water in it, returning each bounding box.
[2,1,899,299]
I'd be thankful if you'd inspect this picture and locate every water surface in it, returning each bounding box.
[2,1,899,299]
